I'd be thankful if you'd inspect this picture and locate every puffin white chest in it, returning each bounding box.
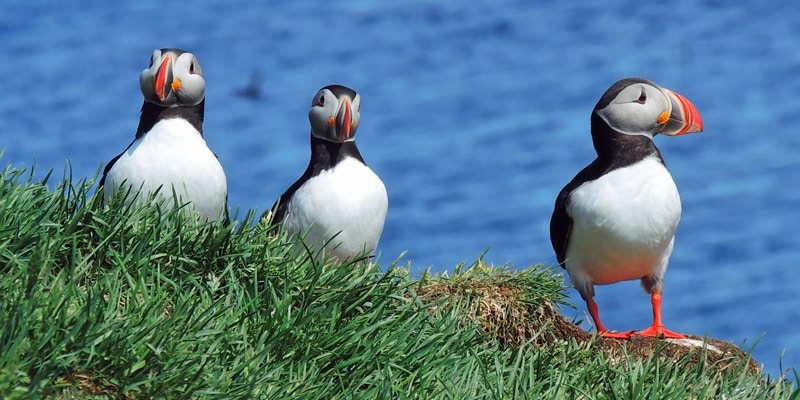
[566,156,681,285]
[284,157,388,259]
[103,118,227,221]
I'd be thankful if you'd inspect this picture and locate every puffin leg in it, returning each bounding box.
[636,292,686,339]
[586,297,632,339]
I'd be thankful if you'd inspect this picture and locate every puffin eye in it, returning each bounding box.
[636,90,647,104]
[317,95,325,106]
[189,62,195,74]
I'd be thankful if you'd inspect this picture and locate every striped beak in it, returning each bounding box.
[659,88,703,136]
[153,55,174,102]
[335,97,353,141]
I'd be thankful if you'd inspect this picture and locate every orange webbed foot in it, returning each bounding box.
[635,325,687,339]
[598,329,635,339]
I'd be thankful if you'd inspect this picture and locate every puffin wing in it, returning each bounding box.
[549,160,606,267]
[98,154,120,188]
[99,139,136,188]
[268,190,292,227]
[549,188,573,267]
[267,165,315,229]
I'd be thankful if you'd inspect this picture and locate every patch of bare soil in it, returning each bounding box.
[53,370,135,399]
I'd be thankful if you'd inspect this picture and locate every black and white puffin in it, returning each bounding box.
[550,78,703,339]
[270,84,388,261]
[100,48,228,222]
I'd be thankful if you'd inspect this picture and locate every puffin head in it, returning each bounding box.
[308,85,361,143]
[594,78,703,138]
[139,48,205,107]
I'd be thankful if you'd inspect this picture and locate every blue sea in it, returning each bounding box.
[2,0,798,377]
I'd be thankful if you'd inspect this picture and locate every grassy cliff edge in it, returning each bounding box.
[0,162,797,399]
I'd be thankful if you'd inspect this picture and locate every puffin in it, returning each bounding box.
[100,48,228,222]
[549,78,703,339]
[270,84,388,261]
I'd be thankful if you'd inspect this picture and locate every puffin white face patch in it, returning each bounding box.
[596,83,670,138]
[172,53,205,105]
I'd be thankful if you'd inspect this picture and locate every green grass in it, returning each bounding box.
[0,160,798,399]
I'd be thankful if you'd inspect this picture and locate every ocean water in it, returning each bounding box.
[1,0,798,377]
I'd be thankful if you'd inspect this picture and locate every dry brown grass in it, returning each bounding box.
[53,370,134,399]
[412,277,760,376]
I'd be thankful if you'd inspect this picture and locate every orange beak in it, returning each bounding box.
[336,97,352,141]
[153,55,173,102]
[660,88,703,136]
